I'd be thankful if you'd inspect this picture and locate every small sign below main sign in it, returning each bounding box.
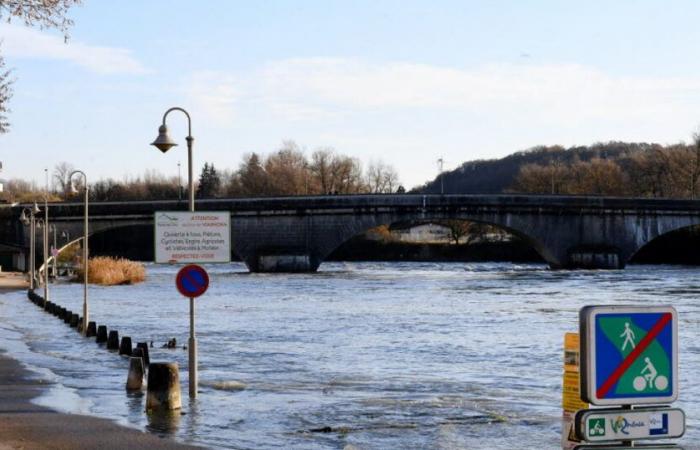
[580,305,678,406]
[176,264,209,298]
[575,407,685,442]
[154,211,231,264]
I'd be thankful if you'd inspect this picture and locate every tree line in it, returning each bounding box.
[0,141,403,202]
[511,138,700,198]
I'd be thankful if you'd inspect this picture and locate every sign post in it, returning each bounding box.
[574,305,684,449]
[580,305,678,406]
[176,264,210,399]
[562,332,588,450]
[156,211,230,400]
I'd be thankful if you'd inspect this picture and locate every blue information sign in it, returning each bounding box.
[580,306,678,406]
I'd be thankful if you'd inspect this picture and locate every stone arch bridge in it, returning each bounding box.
[2,195,700,272]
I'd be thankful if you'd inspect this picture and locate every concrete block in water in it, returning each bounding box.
[146,362,181,411]
[107,330,120,350]
[86,321,97,338]
[119,336,133,356]
[136,342,150,366]
[69,314,79,328]
[126,357,145,390]
[96,325,108,344]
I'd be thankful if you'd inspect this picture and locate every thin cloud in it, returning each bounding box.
[0,23,150,75]
[186,58,700,124]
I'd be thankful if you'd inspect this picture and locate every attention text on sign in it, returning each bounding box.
[154,211,231,264]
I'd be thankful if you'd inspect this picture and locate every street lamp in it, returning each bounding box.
[49,224,57,280]
[35,217,48,305]
[151,106,198,399]
[19,203,40,290]
[69,170,89,336]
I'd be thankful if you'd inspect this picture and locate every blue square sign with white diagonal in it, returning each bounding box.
[580,305,678,406]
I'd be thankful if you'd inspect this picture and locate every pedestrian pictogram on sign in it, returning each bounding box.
[580,306,678,406]
[176,264,209,298]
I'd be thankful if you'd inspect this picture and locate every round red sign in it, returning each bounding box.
[175,264,209,298]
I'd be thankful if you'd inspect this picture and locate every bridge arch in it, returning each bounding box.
[627,223,700,265]
[233,207,570,272]
[315,215,552,270]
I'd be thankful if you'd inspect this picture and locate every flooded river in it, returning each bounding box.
[0,262,698,449]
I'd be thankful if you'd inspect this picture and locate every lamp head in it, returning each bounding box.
[151,125,178,153]
[19,210,28,225]
[32,203,41,215]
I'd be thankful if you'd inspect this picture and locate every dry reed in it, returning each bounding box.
[76,256,146,286]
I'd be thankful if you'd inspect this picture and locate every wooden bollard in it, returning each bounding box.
[146,363,181,411]
[44,301,51,312]
[132,347,144,360]
[86,321,97,338]
[96,325,108,344]
[119,336,133,356]
[136,342,150,366]
[69,314,79,328]
[53,306,61,317]
[126,357,145,390]
[63,310,73,324]
[107,330,120,350]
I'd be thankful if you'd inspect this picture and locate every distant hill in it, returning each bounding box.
[412,142,664,194]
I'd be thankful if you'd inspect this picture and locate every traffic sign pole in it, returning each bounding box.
[189,296,197,399]
[175,264,209,399]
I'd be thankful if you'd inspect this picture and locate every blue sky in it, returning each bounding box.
[3,0,700,189]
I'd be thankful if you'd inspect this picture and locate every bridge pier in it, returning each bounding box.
[251,254,320,273]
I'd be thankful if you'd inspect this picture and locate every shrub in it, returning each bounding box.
[76,256,146,286]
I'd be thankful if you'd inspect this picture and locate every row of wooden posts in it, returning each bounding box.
[26,290,183,411]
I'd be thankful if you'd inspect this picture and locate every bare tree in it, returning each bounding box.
[366,160,400,193]
[52,161,74,198]
[0,53,10,133]
[0,0,81,132]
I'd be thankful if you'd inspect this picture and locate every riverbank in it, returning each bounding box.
[0,351,202,449]
[0,272,28,292]
[0,287,202,449]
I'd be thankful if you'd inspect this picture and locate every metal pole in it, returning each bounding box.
[83,181,89,335]
[159,107,197,399]
[186,133,197,399]
[44,169,49,304]
[52,225,57,280]
[29,215,35,290]
[178,161,182,201]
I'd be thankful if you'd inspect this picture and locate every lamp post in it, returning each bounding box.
[437,157,445,195]
[44,168,49,301]
[35,217,48,305]
[69,170,89,336]
[178,161,182,201]
[49,224,57,280]
[151,106,198,398]
[19,204,40,290]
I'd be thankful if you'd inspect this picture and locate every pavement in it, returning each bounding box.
[0,272,28,292]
